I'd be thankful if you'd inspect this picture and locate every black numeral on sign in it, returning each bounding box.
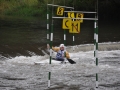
[58,8,62,14]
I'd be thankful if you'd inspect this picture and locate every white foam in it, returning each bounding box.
[5,42,120,70]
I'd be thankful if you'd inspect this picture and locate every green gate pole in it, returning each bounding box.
[72,1,75,51]
[47,0,50,88]
[95,21,98,89]
[95,0,99,89]
[95,19,99,89]
[47,1,49,46]
[48,0,54,87]
[64,30,66,45]
[64,0,66,45]
[94,21,96,59]
[73,33,75,51]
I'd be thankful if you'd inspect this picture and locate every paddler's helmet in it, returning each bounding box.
[60,44,65,48]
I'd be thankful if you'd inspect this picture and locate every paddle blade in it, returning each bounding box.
[67,59,76,64]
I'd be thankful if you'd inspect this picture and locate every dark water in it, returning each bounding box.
[0,16,120,57]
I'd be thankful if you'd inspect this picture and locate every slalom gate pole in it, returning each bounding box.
[47,0,50,87]
[48,0,54,88]
[95,20,98,90]
[64,0,66,45]
[95,0,99,89]
[47,0,49,45]
[72,0,75,51]
[94,21,96,59]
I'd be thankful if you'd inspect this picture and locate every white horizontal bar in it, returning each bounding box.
[52,17,98,20]
[64,11,97,13]
[47,4,74,9]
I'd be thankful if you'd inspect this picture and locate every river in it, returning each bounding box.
[0,16,120,90]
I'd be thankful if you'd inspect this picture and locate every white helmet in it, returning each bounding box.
[59,44,65,47]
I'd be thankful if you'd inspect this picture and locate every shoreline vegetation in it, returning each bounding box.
[0,0,47,18]
[0,0,120,20]
[0,0,65,18]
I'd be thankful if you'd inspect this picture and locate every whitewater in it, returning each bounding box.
[0,42,120,90]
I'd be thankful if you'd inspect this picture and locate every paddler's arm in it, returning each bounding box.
[52,47,59,52]
[65,51,70,59]
[47,44,59,52]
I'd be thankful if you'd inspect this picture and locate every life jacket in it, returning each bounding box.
[52,46,70,59]
[56,50,66,59]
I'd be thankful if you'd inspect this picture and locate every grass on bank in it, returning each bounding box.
[0,0,47,17]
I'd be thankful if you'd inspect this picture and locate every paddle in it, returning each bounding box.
[67,59,76,64]
[52,57,76,64]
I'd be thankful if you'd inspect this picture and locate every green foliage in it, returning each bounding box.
[37,0,44,3]
[0,0,119,19]
[4,6,47,17]
[0,0,47,17]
